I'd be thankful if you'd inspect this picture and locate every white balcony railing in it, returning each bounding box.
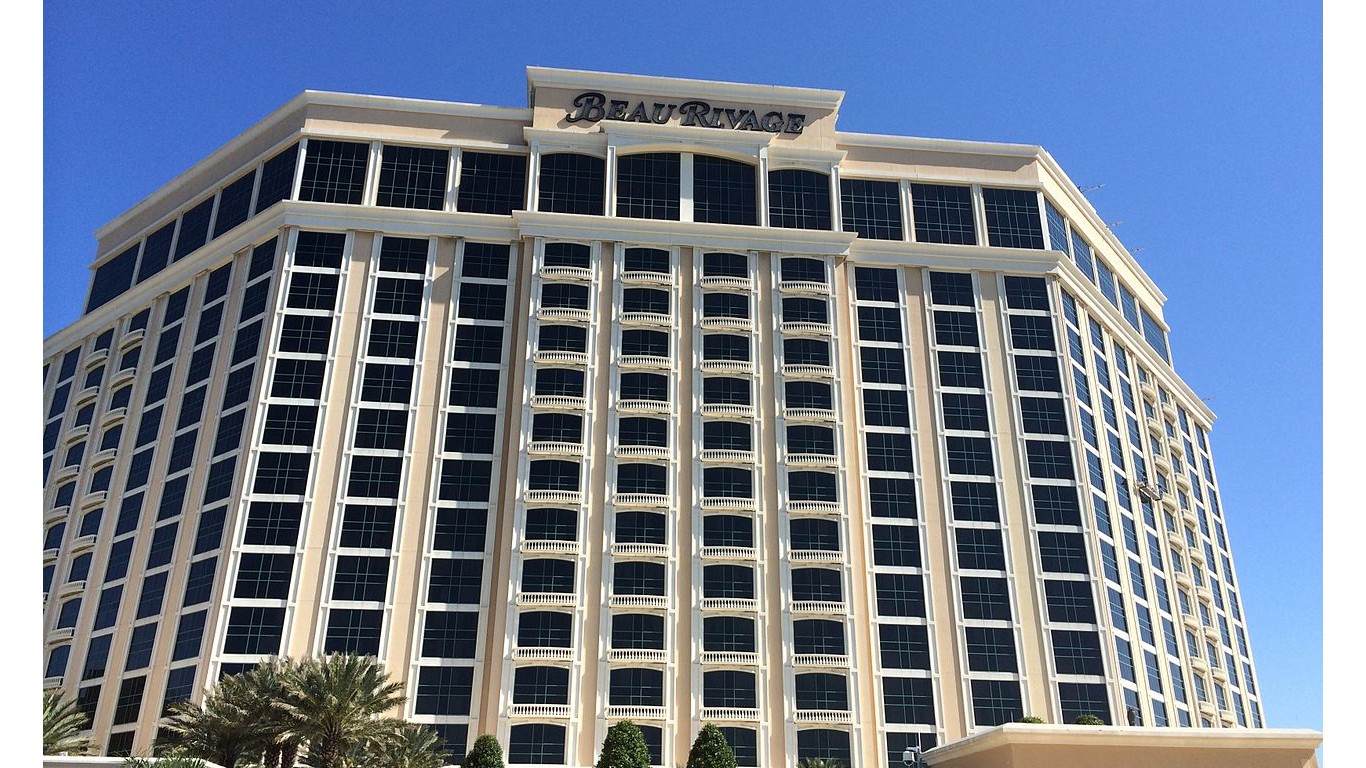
[789,549,843,563]
[701,597,758,612]
[531,395,587,410]
[700,276,753,291]
[700,497,757,511]
[700,546,757,561]
[534,350,589,366]
[509,703,572,718]
[783,407,835,422]
[540,265,592,281]
[618,399,670,414]
[790,600,846,615]
[782,363,833,378]
[615,445,670,460]
[619,354,671,369]
[622,270,672,286]
[606,649,668,664]
[794,709,852,724]
[700,449,754,464]
[701,360,754,374]
[527,441,584,456]
[609,594,668,609]
[605,705,667,720]
[700,651,759,666]
[524,490,583,505]
[779,280,829,295]
[516,592,577,607]
[621,312,672,326]
[786,453,838,467]
[701,403,754,418]
[780,321,831,336]
[792,654,850,668]
[511,647,574,661]
[537,307,591,323]
[701,317,753,331]
[613,493,670,508]
[520,540,581,555]
[610,542,669,558]
[788,500,840,515]
[700,707,760,722]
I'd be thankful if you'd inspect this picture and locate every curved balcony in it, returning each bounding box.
[1152,453,1172,473]
[700,546,757,561]
[1161,400,1179,419]
[783,407,835,422]
[700,707,760,722]
[1160,495,1179,513]
[701,360,754,375]
[47,627,76,644]
[782,363,833,378]
[606,649,668,664]
[618,399,670,414]
[58,580,86,598]
[615,445,670,460]
[610,542,669,558]
[1211,667,1229,683]
[1180,612,1201,630]
[613,493,670,508]
[43,547,58,562]
[1166,531,1185,550]
[1146,418,1164,437]
[700,497,757,512]
[619,354,671,370]
[45,506,70,525]
[779,280,829,295]
[1181,507,1200,527]
[792,654,850,668]
[43,675,64,690]
[794,709,852,724]
[1203,625,1221,642]
[540,265,592,281]
[701,403,754,419]
[1197,702,1217,719]
[509,703,572,718]
[531,395,587,410]
[1175,472,1193,491]
[700,276,752,291]
[1190,656,1209,673]
[700,651,759,666]
[788,500,840,515]
[622,270,672,286]
[701,317,753,332]
[701,597,758,612]
[516,592,577,608]
[1140,380,1158,403]
[537,307,592,324]
[64,424,91,443]
[520,540,581,555]
[84,348,110,369]
[80,491,108,509]
[606,705,667,721]
[74,385,101,406]
[780,321,830,336]
[69,534,97,553]
[118,328,146,349]
[621,312,672,327]
[91,447,118,466]
[511,647,574,662]
[534,350,590,366]
[1170,439,1187,459]
[790,549,843,564]
[791,600,846,615]
[527,441,584,457]
[609,594,668,610]
[524,490,583,506]
[700,449,754,464]
[786,453,838,468]
[108,369,137,388]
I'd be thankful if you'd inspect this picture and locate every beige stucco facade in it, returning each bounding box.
[42,68,1278,767]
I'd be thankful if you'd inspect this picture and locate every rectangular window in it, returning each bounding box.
[299,139,369,205]
[457,151,527,215]
[768,169,831,230]
[840,178,902,240]
[911,183,975,244]
[616,152,680,220]
[693,155,757,225]
[538,152,605,215]
[982,188,1044,249]
[377,144,449,210]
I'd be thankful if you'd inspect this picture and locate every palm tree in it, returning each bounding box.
[279,653,407,768]
[235,657,302,768]
[160,678,258,768]
[42,691,91,756]
[797,759,845,768]
[356,719,451,768]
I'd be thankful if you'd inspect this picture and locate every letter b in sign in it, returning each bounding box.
[567,92,607,123]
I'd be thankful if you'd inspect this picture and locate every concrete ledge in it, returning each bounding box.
[924,724,1323,768]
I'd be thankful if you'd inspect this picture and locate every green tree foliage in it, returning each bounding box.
[346,719,451,768]
[797,759,845,768]
[280,653,408,768]
[464,734,507,768]
[596,720,651,768]
[1073,713,1106,725]
[1017,715,1045,723]
[42,691,91,756]
[161,673,260,768]
[686,724,736,768]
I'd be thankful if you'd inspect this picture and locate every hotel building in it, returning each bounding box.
[41,67,1268,765]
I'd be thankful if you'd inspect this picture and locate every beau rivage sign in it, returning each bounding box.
[564,91,808,135]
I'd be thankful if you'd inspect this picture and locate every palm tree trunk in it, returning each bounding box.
[264,743,282,768]
[281,740,300,768]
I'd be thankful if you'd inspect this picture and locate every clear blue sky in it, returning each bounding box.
[42,0,1322,735]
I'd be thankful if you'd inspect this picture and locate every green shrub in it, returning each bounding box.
[1017,715,1045,724]
[1073,714,1106,725]
[465,734,506,768]
[686,724,737,768]
[596,721,651,768]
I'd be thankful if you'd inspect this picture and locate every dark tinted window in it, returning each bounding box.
[768,169,831,230]
[841,178,902,240]
[538,153,605,215]
[911,183,975,244]
[983,188,1045,249]
[377,145,449,210]
[458,152,527,215]
[617,153,680,220]
[694,155,757,225]
[299,139,369,204]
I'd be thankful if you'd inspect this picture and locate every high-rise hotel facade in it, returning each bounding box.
[41,68,1266,764]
